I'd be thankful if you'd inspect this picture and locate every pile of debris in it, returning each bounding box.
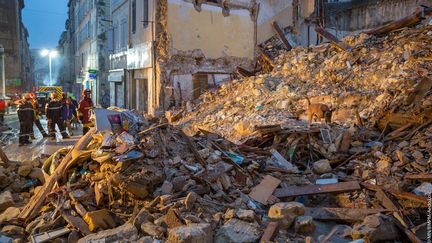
[0,19,431,243]
[176,23,432,143]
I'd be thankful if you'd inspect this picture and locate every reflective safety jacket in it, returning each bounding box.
[46,99,62,121]
[78,97,93,125]
[17,101,35,123]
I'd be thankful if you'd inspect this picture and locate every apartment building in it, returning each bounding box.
[0,0,33,94]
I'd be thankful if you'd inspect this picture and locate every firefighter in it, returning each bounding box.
[29,93,48,138]
[17,94,34,146]
[0,98,6,126]
[78,89,93,135]
[61,98,76,136]
[46,92,69,139]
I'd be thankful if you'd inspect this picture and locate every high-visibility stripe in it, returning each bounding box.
[39,86,63,99]
[47,107,61,110]
[17,108,34,111]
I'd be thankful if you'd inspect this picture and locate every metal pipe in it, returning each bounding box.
[0,45,6,99]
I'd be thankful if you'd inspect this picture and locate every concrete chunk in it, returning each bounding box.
[77,223,138,243]
[168,223,212,243]
[268,202,305,228]
[351,214,399,242]
[215,219,261,243]
[0,191,14,213]
[312,159,332,174]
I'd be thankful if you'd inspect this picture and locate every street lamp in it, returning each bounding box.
[40,49,58,86]
[0,45,6,99]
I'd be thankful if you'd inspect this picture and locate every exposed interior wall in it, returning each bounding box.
[256,0,294,44]
[167,0,255,59]
[325,0,420,31]
[172,73,231,103]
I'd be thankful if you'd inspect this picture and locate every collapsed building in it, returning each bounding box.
[108,0,431,116]
[0,4,431,241]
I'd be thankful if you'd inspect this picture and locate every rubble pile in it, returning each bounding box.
[178,24,432,143]
[0,24,430,243]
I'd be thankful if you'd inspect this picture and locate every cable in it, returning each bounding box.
[23,8,67,16]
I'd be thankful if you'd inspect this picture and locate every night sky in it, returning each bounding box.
[22,0,69,49]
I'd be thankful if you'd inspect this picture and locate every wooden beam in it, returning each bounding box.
[19,128,96,221]
[404,173,432,182]
[272,21,292,51]
[237,66,256,77]
[260,221,279,243]
[257,47,275,68]
[315,26,351,52]
[360,182,427,206]
[365,9,422,35]
[273,181,361,198]
[179,130,207,167]
[304,207,392,223]
[0,146,10,164]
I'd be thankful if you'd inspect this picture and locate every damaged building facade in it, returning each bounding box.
[112,0,428,116]
[65,0,427,114]
[108,0,257,115]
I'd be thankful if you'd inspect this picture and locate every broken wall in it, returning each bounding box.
[152,0,256,111]
[325,0,421,31]
[167,0,255,59]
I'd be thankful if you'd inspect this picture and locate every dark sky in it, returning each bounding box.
[22,0,69,49]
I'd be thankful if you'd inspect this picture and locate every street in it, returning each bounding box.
[1,113,80,161]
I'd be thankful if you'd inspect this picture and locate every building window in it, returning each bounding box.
[132,0,136,33]
[121,18,127,49]
[143,0,149,27]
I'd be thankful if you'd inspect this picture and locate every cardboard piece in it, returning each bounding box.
[249,175,281,205]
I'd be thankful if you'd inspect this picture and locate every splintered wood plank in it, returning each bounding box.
[260,221,279,243]
[405,173,432,181]
[0,147,10,164]
[249,175,281,205]
[304,207,391,223]
[365,9,422,35]
[273,181,361,198]
[272,21,292,51]
[315,26,351,52]
[360,182,427,206]
[62,211,91,235]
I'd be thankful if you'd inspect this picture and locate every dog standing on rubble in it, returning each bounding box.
[306,98,333,124]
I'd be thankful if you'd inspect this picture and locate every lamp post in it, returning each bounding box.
[0,44,6,99]
[40,49,58,86]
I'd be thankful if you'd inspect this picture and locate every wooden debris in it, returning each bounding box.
[304,207,392,223]
[260,221,279,243]
[274,181,361,198]
[0,147,10,164]
[257,47,275,68]
[19,128,96,221]
[237,66,256,77]
[315,26,351,52]
[62,211,91,235]
[404,173,432,181]
[30,227,71,243]
[365,9,424,35]
[249,175,281,205]
[360,182,427,206]
[179,130,206,167]
[272,21,292,51]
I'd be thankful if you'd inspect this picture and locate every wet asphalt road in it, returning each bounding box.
[1,113,81,161]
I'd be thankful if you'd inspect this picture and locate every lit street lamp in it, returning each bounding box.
[40,49,58,86]
[0,45,6,99]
